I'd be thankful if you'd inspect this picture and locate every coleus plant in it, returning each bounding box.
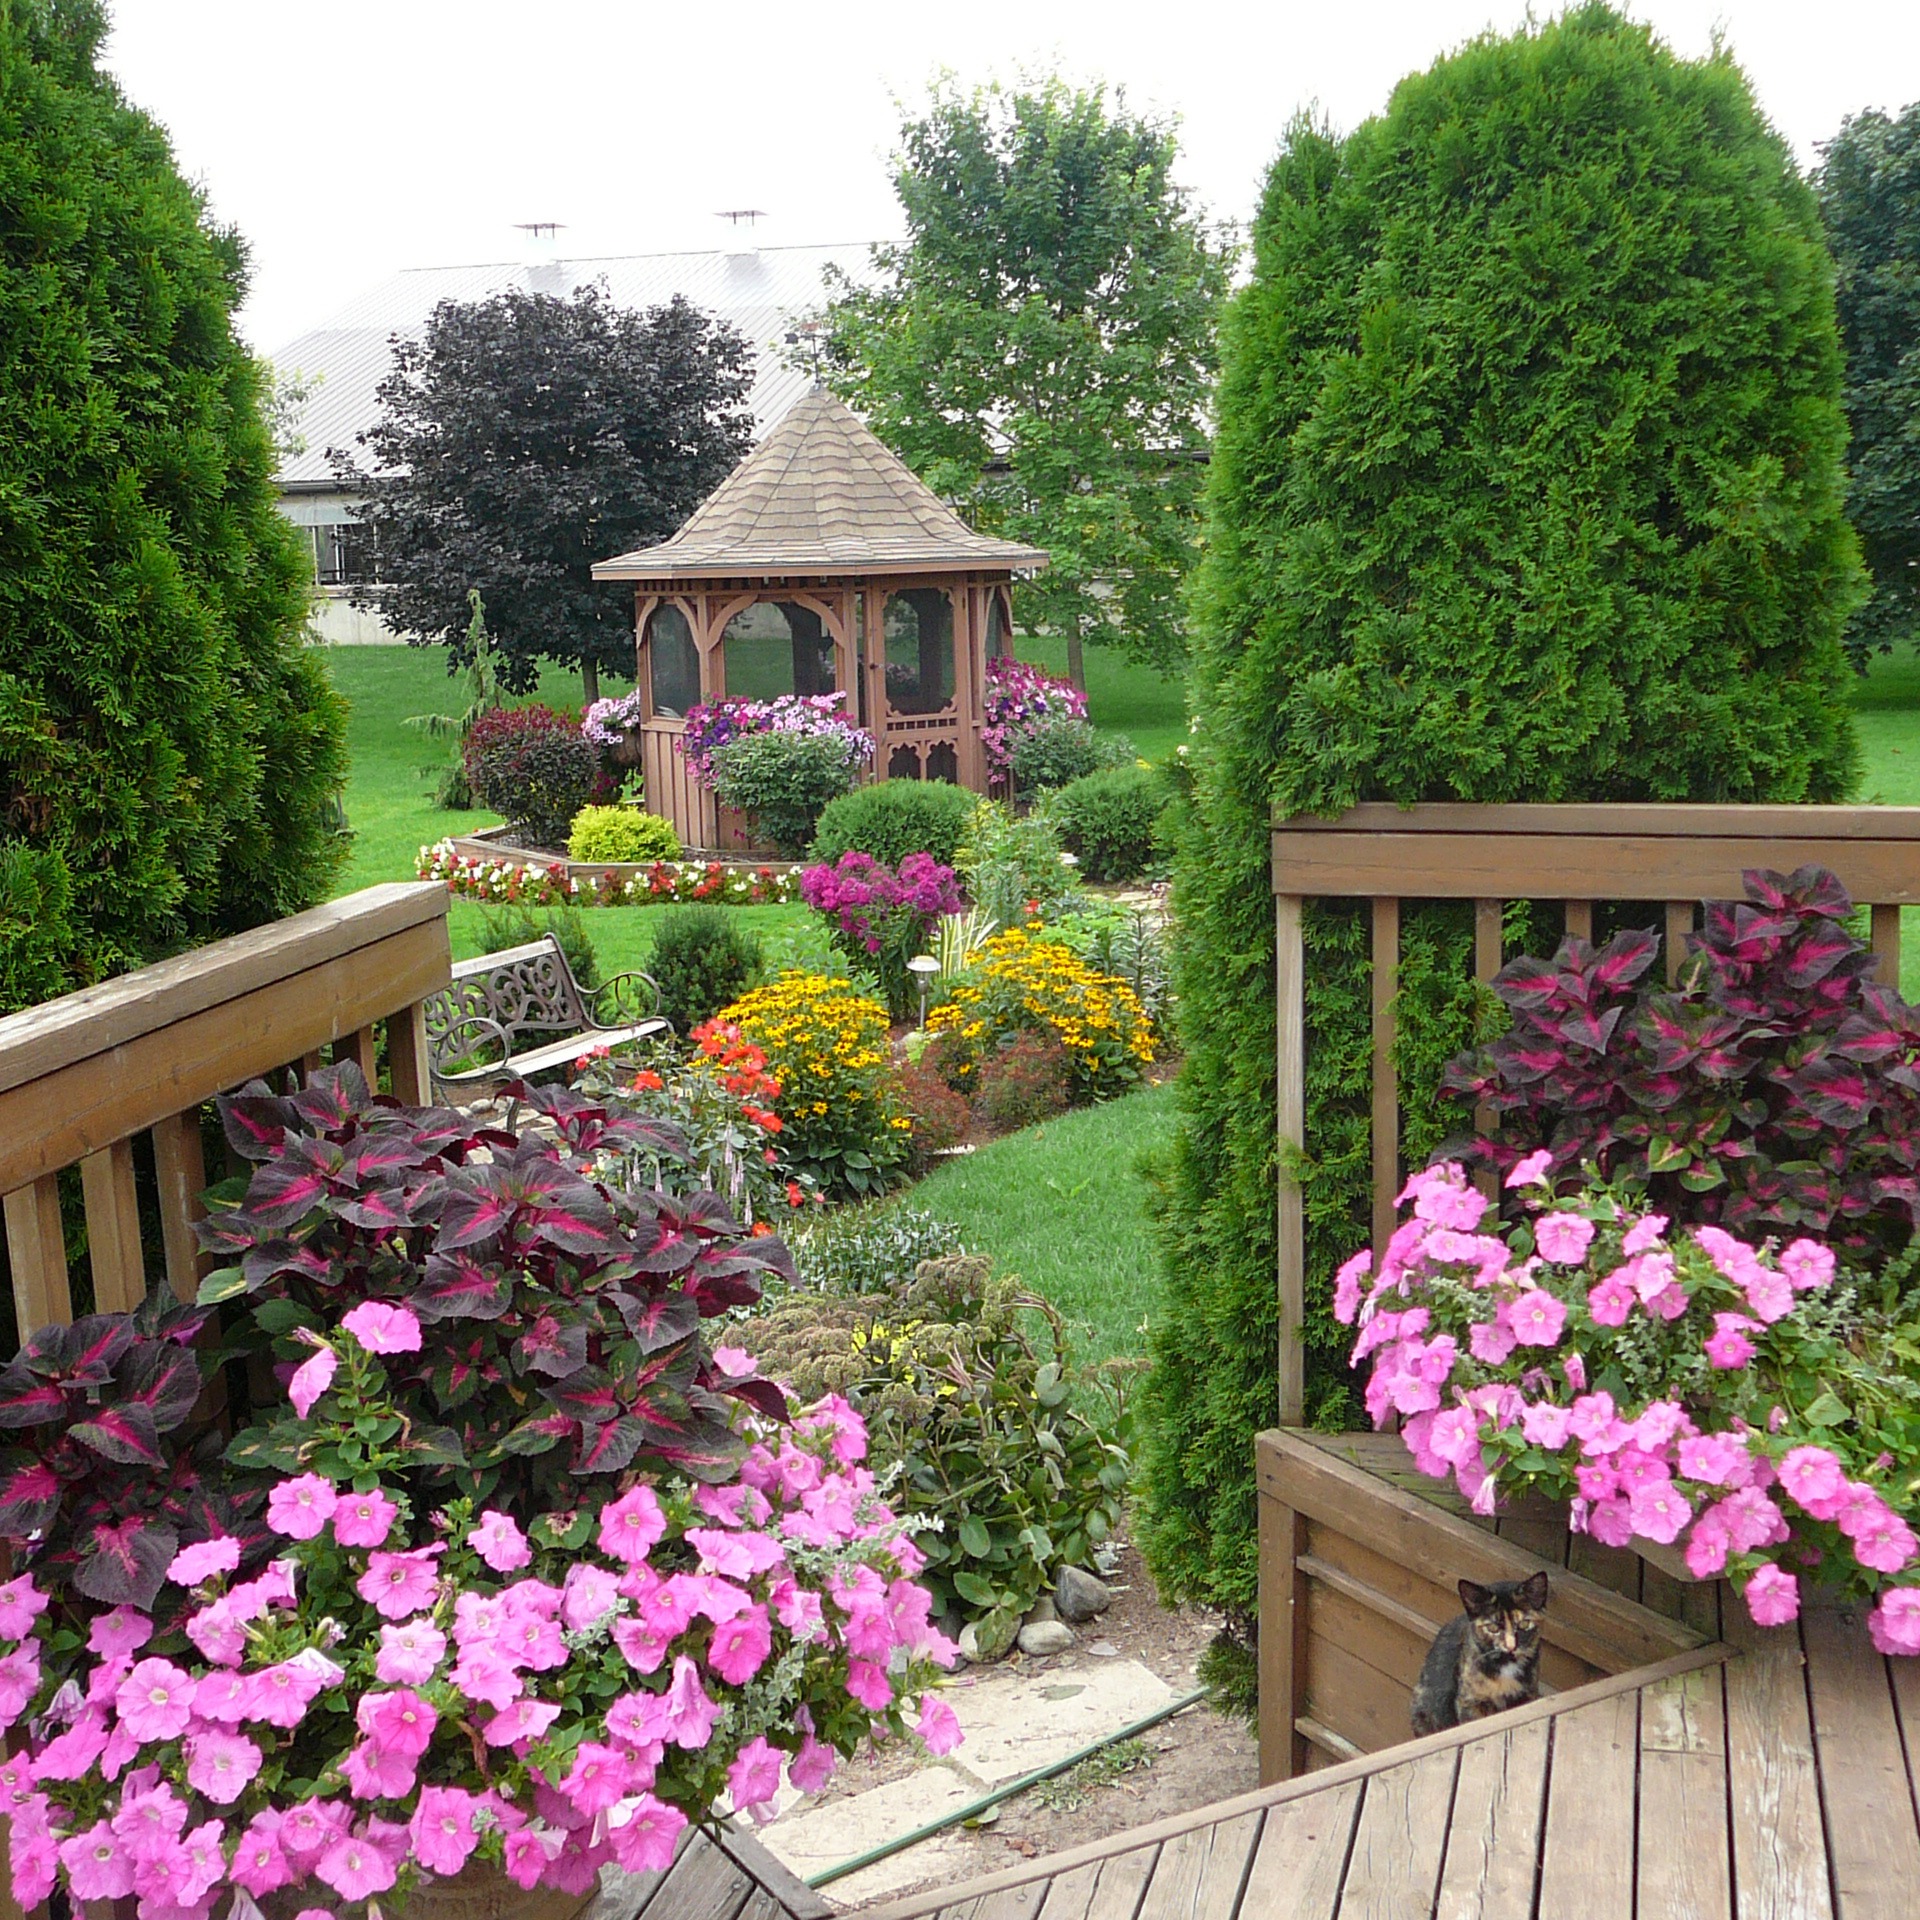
[0,1293,262,1613]
[1443,866,1920,1254]
[199,1064,795,1524]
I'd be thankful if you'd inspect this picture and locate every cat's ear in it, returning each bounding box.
[1518,1571,1550,1609]
[1458,1579,1492,1614]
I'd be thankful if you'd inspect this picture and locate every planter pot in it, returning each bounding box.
[610,726,646,771]
[361,1863,594,1920]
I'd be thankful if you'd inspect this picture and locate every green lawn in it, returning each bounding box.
[908,1082,1179,1367]
[1849,651,1920,1000]
[1011,634,1187,767]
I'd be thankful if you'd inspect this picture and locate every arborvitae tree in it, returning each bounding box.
[819,77,1234,682]
[1818,102,1920,661]
[0,0,348,1012]
[1142,5,1864,1619]
[340,286,754,699]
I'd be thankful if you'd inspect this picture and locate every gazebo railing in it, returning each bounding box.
[0,883,451,1334]
[1270,803,1920,1424]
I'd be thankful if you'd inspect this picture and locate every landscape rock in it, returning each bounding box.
[959,1613,1018,1664]
[1016,1619,1076,1658]
[1054,1566,1114,1623]
[1024,1595,1058,1626]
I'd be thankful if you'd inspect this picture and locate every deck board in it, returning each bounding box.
[1431,1719,1550,1920]
[1333,1749,1458,1918]
[1135,1810,1262,1920]
[1238,1781,1360,1920]
[1802,1608,1920,1920]
[1535,1690,1639,1920]
[1638,1662,1733,1920]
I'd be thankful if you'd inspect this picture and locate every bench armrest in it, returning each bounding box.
[428,1010,514,1084]
[590,969,671,1034]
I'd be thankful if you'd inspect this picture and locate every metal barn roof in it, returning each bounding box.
[269,242,872,489]
[592,387,1049,580]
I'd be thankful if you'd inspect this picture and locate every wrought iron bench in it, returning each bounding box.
[423,935,671,1092]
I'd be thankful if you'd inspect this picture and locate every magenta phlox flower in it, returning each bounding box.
[1470,1317,1519,1364]
[332,1487,398,1548]
[32,1713,106,1782]
[1505,1149,1554,1190]
[340,1740,418,1800]
[183,1729,262,1804]
[1534,1211,1596,1264]
[356,1687,436,1757]
[608,1795,686,1875]
[1585,1271,1636,1327]
[267,1474,338,1541]
[1677,1432,1753,1487]
[340,1301,422,1354]
[86,1604,151,1659]
[277,1800,349,1865]
[1587,1497,1634,1547]
[116,1658,195,1742]
[315,1831,398,1902]
[409,1787,481,1878]
[598,1485,667,1564]
[483,1698,561,1748]
[288,1345,338,1419]
[661,1655,721,1748]
[1780,1238,1836,1293]
[1628,1481,1692,1546]
[1744,1563,1800,1627]
[685,1526,787,1582]
[1869,1587,1920,1656]
[1704,1312,1760,1369]
[230,1813,294,1897]
[1507,1289,1567,1347]
[560,1564,621,1631]
[469,1509,532,1573]
[0,1577,46,1644]
[356,1544,445,1621]
[1620,1213,1669,1256]
[375,1616,447,1685]
[1779,1444,1848,1512]
[167,1535,241,1588]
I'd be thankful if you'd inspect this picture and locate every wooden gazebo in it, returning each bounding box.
[592,387,1048,851]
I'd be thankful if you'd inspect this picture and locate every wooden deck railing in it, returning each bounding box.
[0,882,451,1336]
[1270,802,1920,1423]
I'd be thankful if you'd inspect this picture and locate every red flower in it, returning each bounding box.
[786,1183,805,1207]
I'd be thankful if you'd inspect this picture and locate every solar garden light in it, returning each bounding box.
[908,954,941,1029]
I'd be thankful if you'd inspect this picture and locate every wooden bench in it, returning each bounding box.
[423,935,670,1092]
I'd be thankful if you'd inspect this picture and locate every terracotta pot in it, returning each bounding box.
[383,1862,597,1920]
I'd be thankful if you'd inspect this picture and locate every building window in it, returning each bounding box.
[310,521,378,586]
[645,605,701,719]
[883,588,955,714]
[722,600,836,700]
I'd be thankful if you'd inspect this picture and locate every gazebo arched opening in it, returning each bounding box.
[593,389,1048,850]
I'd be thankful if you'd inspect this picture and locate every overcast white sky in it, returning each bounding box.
[103,0,1920,356]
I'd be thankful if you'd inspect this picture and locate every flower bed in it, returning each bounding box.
[981,659,1086,788]
[801,851,964,1021]
[0,1064,959,1920]
[1336,1158,1920,1655]
[417,839,803,908]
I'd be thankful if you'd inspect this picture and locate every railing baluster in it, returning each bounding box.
[387,1002,432,1105]
[1275,895,1306,1427]
[341,1024,381,1085]
[79,1141,145,1313]
[1565,899,1593,943]
[1871,903,1902,987]
[1371,897,1400,1261]
[150,1110,209,1306]
[3,1176,72,1332]
[1665,901,1693,986]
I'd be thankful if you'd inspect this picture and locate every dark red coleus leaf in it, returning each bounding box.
[0,1457,63,1535]
[412,1253,516,1322]
[74,1515,178,1610]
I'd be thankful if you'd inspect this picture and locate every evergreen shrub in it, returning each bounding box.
[1143,4,1868,1621]
[1009,716,1135,794]
[1046,765,1168,882]
[565,805,681,864]
[0,0,349,1011]
[809,780,976,869]
[646,907,762,1032]
[476,903,600,993]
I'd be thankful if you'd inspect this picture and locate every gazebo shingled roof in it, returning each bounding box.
[591,387,1048,581]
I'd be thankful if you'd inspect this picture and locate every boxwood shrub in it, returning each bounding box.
[809,779,976,869]
[1046,765,1168,882]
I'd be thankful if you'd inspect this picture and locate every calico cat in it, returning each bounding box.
[1409,1572,1550,1736]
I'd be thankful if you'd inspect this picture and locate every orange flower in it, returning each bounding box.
[632,1069,665,1092]
[750,1221,773,1237]
[786,1182,805,1207]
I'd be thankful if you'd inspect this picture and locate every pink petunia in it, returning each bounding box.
[244,1652,340,1728]
[1778,1445,1848,1512]
[410,1786,481,1877]
[685,1526,786,1582]
[1855,1512,1920,1575]
[707,1605,774,1686]
[846,1659,893,1711]
[1534,1212,1595,1265]
[357,1546,445,1620]
[916,1695,963,1755]
[268,1474,339,1541]
[1620,1213,1669,1256]
[727,1735,783,1819]
[1743,1268,1794,1325]
[1519,1400,1573,1450]
[1469,1317,1517,1365]
[1504,1149,1554,1190]
[1867,1587,1920,1657]
[288,1346,339,1418]
[1628,1481,1693,1546]
[185,1597,246,1666]
[1586,1273,1637,1327]
[1743,1563,1800,1628]
[115,1658,196,1742]
[1684,1511,1731,1579]
[332,1487,399,1549]
[1507,1289,1567,1347]
[184,1730,262,1804]
[1715,1487,1791,1553]
[788,1729,836,1794]
[711,1345,757,1378]
[660,1655,721,1749]
[0,1578,47,1642]
[229,1811,294,1897]
[469,1510,532,1573]
[482,1699,561,1748]
[1780,1239,1836,1293]
[340,1739,418,1800]
[561,1564,621,1631]
[314,1832,398,1902]
[562,1742,631,1816]
[375,1616,447,1685]
[1704,1313,1759,1370]
[1332,1250,1372,1324]
[167,1536,241,1587]
[341,1301,422,1354]
[356,1687,436,1758]
[60,1822,134,1902]
[598,1485,667,1565]
[1587,1498,1634,1548]
[1676,1432,1752,1488]
[608,1796,686,1875]
[85,1605,151,1660]
[277,1799,349,1865]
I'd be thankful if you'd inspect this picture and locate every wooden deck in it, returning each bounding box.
[859,1602,1918,1919]
[589,1825,830,1920]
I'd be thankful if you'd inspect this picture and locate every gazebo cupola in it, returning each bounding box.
[591,387,1047,851]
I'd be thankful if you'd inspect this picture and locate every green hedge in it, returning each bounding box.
[1046,765,1167,883]
[1141,4,1865,1619]
[809,780,975,869]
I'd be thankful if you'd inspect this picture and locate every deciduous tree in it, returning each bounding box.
[340,286,753,698]
[819,78,1233,681]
